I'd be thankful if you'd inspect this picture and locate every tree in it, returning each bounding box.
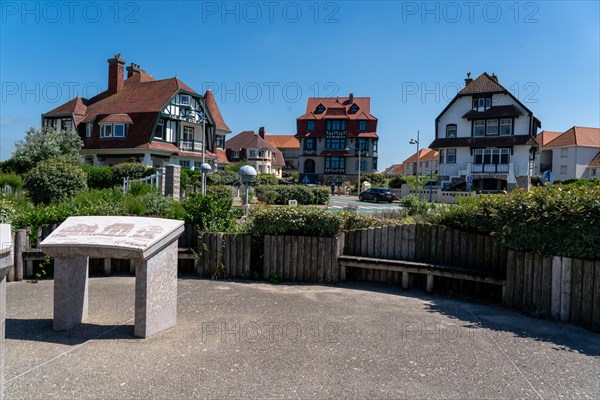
[25,158,87,204]
[12,127,83,173]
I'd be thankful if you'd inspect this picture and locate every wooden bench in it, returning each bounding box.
[338,255,505,293]
[21,248,198,277]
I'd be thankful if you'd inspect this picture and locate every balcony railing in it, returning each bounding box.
[303,149,317,155]
[471,164,509,173]
[324,168,345,174]
[179,140,203,152]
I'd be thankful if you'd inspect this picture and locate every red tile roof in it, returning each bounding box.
[204,89,231,133]
[459,73,505,95]
[44,96,89,125]
[98,113,134,124]
[587,151,600,168]
[536,131,562,146]
[215,149,230,164]
[543,126,600,148]
[298,96,377,121]
[403,148,439,164]
[225,130,285,166]
[383,164,404,175]
[265,135,300,149]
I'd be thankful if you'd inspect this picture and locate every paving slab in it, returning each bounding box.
[4,277,599,399]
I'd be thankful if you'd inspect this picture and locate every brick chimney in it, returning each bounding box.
[126,62,141,78]
[464,72,473,86]
[107,54,126,94]
[349,93,354,104]
[258,127,265,139]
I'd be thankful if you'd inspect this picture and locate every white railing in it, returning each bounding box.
[179,141,203,152]
[392,185,477,204]
[123,171,164,194]
[472,164,509,173]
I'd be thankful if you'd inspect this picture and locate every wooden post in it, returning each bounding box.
[407,224,416,261]
[335,233,344,282]
[570,259,583,326]
[551,256,562,320]
[277,236,285,280]
[503,250,515,306]
[14,229,27,281]
[317,237,325,283]
[402,271,409,290]
[422,224,431,263]
[283,236,292,281]
[311,237,318,282]
[523,252,534,309]
[532,253,543,313]
[394,225,402,260]
[513,252,525,310]
[304,236,313,282]
[560,257,572,322]
[426,274,434,293]
[224,234,231,277]
[296,236,305,282]
[243,234,251,276]
[592,261,600,331]
[290,236,298,282]
[414,224,423,261]
[460,231,469,268]
[541,256,553,317]
[429,225,437,264]
[103,259,111,275]
[452,229,461,266]
[580,260,595,328]
[400,225,409,260]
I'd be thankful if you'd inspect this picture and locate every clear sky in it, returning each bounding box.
[1,1,599,168]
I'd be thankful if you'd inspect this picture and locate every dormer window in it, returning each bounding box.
[359,121,367,132]
[316,104,325,113]
[473,97,492,112]
[350,104,359,113]
[307,120,315,131]
[180,94,191,106]
[100,123,127,138]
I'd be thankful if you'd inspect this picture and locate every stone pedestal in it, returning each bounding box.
[40,216,184,339]
[1,224,14,400]
[134,241,178,338]
[53,256,89,331]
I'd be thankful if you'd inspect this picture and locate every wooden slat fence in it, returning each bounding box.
[504,251,600,331]
[263,234,344,283]
[195,232,251,279]
[343,224,508,279]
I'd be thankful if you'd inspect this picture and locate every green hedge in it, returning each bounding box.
[25,158,88,204]
[255,185,329,205]
[435,184,600,259]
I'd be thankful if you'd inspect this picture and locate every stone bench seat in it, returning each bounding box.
[338,255,505,293]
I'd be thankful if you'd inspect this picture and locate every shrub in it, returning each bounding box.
[12,127,83,173]
[81,164,114,189]
[124,197,147,216]
[361,172,387,185]
[0,198,16,224]
[207,185,234,199]
[399,195,433,216]
[207,170,241,186]
[25,158,87,204]
[128,182,157,197]
[254,185,329,205]
[0,172,24,193]
[111,162,154,184]
[436,185,600,259]
[388,176,407,189]
[181,168,201,192]
[182,192,235,232]
[256,174,279,186]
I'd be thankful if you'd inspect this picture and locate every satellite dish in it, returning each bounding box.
[541,170,555,185]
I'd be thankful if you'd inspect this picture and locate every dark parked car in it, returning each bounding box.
[358,188,396,203]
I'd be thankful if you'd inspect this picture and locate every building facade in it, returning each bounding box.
[402,148,439,177]
[296,94,379,185]
[429,73,541,191]
[225,127,285,178]
[265,135,300,171]
[42,54,231,170]
[537,126,600,180]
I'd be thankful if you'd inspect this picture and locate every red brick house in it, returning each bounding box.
[296,94,379,184]
[225,127,285,177]
[42,54,231,170]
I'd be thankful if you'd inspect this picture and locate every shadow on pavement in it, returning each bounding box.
[6,318,136,345]
[336,281,600,357]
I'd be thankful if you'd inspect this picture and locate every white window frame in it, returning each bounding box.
[100,124,112,138]
[439,149,445,164]
[446,125,457,138]
[446,149,456,164]
[86,123,93,138]
[180,94,191,106]
[180,160,191,169]
[486,119,498,135]
[560,165,567,175]
[113,123,125,138]
[561,148,568,158]
[154,119,165,140]
[500,119,512,135]
[183,126,194,141]
[232,150,240,159]
[474,121,485,137]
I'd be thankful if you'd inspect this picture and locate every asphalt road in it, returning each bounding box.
[4,277,599,399]
[328,196,400,213]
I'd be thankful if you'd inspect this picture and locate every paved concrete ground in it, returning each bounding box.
[4,277,599,399]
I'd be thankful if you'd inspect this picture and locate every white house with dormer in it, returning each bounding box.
[429,72,541,191]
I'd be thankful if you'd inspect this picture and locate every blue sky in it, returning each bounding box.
[1,1,599,168]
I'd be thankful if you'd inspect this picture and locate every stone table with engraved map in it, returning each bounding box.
[40,216,184,338]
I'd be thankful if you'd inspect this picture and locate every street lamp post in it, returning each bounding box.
[345,141,364,197]
[238,165,257,218]
[200,163,212,195]
[409,130,420,191]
